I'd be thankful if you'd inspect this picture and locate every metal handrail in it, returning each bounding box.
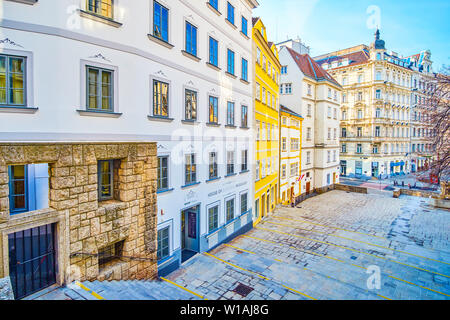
[70,252,153,262]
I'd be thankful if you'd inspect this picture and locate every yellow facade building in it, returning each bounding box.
[252,18,281,225]
[279,105,303,205]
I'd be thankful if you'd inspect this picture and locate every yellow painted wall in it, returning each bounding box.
[253,19,281,226]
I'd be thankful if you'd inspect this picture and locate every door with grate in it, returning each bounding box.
[8,223,57,299]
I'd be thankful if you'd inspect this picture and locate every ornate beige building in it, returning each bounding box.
[315,30,430,178]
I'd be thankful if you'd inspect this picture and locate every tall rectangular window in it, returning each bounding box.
[87,66,113,111]
[255,160,260,181]
[157,156,168,191]
[8,165,27,214]
[185,154,196,184]
[227,151,234,175]
[98,160,114,201]
[241,150,248,172]
[241,16,248,36]
[157,227,169,260]
[87,0,113,19]
[185,89,197,120]
[153,80,169,117]
[0,55,26,106]
[241,105,248,127]
[226,198,234,222]
[227,49,235,75]
[227,101,234,125]
[209,96,218,123]
[227,2,235,25]
[185,22,197,56]
[153,1,169,42]
[241,58,248,82]
[209,0,218,10]
[209,37,218,67]
[240,193,247,214]
[357,144,362,153]
[209,152,218,179]
[208,205,219,232]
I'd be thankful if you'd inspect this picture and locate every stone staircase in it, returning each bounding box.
[64,279,201,300]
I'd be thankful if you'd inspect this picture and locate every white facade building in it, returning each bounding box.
[1,0,258,276]
[277,41,341,194]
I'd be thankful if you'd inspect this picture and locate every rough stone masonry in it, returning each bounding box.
[0,142,159,289]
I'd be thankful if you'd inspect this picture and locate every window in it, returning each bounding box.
[306,151,311,164]
[357,127,362,137]
[241,105,248,127]
[342,144,347,153]
[333,150,337,162]
[255,160,260,181]
[0,54,26,106]
[226,198,235,222]
[256,120,260,140]
[333,108,337,119]
[327,106,332,118]
[153,1,169,42]
[290,138,299,151]
[157,156,169,191]
[227,151,235,175]
[375,108,381,118]
[98,160,114,201]
[334,128,337,140]
[209,37,219,67]
[357,144,362,153]
[240,193,247,214]
[241,16,248,36]
[185,154,196,184]
[87,66,113,111]
[307,104,312,117]
[87,0,113,19]
[209,0,218,11]
[328,128,331,139]
[241,58,248,81]
[327,151,331,163]
[227,49,235,75]
[282,137,287,151]
[256,82,261,100]
[185,89,197,120]
[227,2,235,24]
[185,22,197,56]
[208,205,219,232]
[342,110,347,120]
[8,165,27,214]
[376,71,382,81]
[357,109,363,119]
[262,87,266,104]
[307,127,311,140]
[227,101,235,125]
[290,162,298,177]
[281,164,286,179]
[357,92,363,101]
[342,93,347,103]
[285,83,292,94]
[241,150,248,172]
[153,80,169,117]
[373,145,378,154]
[209,96,218,123]
[99,240,124,269]
[358,74,363,83]
[157,227,169,260]
[256,47,261,64]
[375,89,381,99]
[341,127,347,138]
[375,126,380,137]
[307,84,312,95]
[281,66,287,74]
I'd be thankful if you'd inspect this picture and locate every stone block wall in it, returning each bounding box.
[0,142,158,285]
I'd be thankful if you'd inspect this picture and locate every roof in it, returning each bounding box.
[315,49,370,69]
[252,17,260,26]
[285,47,341,88]
[280,105,303,119]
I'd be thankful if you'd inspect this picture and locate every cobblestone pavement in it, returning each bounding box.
[167,190,450,300]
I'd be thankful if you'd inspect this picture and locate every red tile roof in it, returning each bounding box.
[252,17,260,26]
[286,47,341,87]
[315,50,370,68]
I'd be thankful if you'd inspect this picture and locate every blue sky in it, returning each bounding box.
[253,0,450,70]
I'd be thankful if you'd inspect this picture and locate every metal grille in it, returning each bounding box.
[8,223,57,299]
[233,283,254,297]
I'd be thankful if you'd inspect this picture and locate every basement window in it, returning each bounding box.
[98,240,124,270]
